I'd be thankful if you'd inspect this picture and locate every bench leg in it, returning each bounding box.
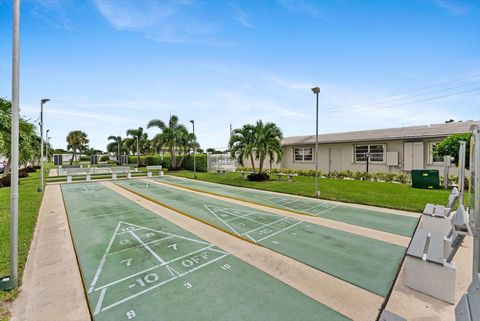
[112,173,117,180]
[148,171,152,178]
[86,174,91,181]
[127,172,132,179]
[160,171,164,177]
[67,175,72,183]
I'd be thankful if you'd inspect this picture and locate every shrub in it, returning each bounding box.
[1,175,11,187]
[247,172,270,181]
[80,156,89,161]
[184,154,207,172]
[100,155,110,162]
[33,165,41,170]
[25,166,36,173]
[19,169,29,178]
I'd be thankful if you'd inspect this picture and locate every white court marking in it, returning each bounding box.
[204,205,307,243]
[89,221,230,315]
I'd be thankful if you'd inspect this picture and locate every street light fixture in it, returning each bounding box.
[190,120,196,178]
[311,87,320,198]
[38,98,50,192]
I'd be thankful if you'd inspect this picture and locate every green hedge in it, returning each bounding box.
[126,154,207,171]
[183,154,207,172]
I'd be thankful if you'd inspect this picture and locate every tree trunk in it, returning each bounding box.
[2,158,11,178]
[249,152,256,173]
[70,150,76,165]
[259,156,264,173]
[171,148,176,169]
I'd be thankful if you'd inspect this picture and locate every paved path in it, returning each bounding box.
[11,185,90,321]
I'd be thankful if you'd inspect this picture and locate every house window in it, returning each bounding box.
[354,144,385,162]
[294,147,313,162]
[430,142,444,164]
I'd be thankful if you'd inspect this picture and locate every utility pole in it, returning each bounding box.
[311,87,320,198]
[190,120,196,178]
[39,99,50,192]
[9,0,20,290]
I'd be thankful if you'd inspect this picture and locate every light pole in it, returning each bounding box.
[190,120,196,178]
[311,87,320,198]
[38,98,50,192]
[136,136,139,168]
[46,130,50,163]
[6,0,20,290]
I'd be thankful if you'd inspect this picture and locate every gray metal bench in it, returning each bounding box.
[111,166,131,179]
[146,165,163,177]
[420,187,460,234]
[423,187,459,218]
[405,205,472,303]
[275,173,298,182]
[239,171,254,179]
[455,273,479,321]
[65,168,91,182]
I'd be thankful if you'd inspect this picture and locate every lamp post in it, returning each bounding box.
[7,0,20,290]
[38,98,50,192]
[136,136,139,168]
[190,120,196,178]
[311,87,320,198]
[46,130,50,163]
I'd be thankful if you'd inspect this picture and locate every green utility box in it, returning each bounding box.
[411,169,440,189]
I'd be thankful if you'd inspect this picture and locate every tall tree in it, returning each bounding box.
[107,135,125,155]
[0,98,40,176]
[126,127,147,165]
[147,115,188,169]
[66,130,89,165]
[228,124,257,172]
[253,120,283,173]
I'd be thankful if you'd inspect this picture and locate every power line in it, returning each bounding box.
[322,73,480,113]
[324,80,479,113]
[325,87,480,115]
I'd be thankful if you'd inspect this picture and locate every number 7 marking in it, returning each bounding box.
[121,258,132,266]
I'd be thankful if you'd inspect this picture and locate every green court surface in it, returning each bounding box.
[61,183,349,321]
[115,179,406,297]
[156,175,418,237]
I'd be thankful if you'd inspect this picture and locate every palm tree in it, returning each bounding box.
[147,115,188,169]
[126,127,147,165]
[107,135,127,162]
[253,120,283,173]
[0,98,40,176]
[228,124,257,172]
[177,131,199,168]
[66,130,89,165]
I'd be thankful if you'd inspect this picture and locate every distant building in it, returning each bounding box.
[278,120,479,174]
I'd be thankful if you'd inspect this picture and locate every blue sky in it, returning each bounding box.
[0,0,479,151]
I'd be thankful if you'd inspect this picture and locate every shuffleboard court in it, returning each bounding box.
[61,182,349,321]
[114,179,406,297]
[155,175,418,237]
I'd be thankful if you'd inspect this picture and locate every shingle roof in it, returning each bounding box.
[282,120,480,145]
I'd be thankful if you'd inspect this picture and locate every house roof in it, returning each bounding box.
[282,120,480,146]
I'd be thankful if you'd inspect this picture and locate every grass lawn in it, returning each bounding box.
[0,170,45,320]
[169,170,451,212]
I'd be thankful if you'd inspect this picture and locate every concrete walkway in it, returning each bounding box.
[10,185,90,321]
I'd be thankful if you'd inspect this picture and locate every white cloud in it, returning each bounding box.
[92,0,235,45]
[278,0,321,18]
[228,2,253,28]
[429,0,469,15]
